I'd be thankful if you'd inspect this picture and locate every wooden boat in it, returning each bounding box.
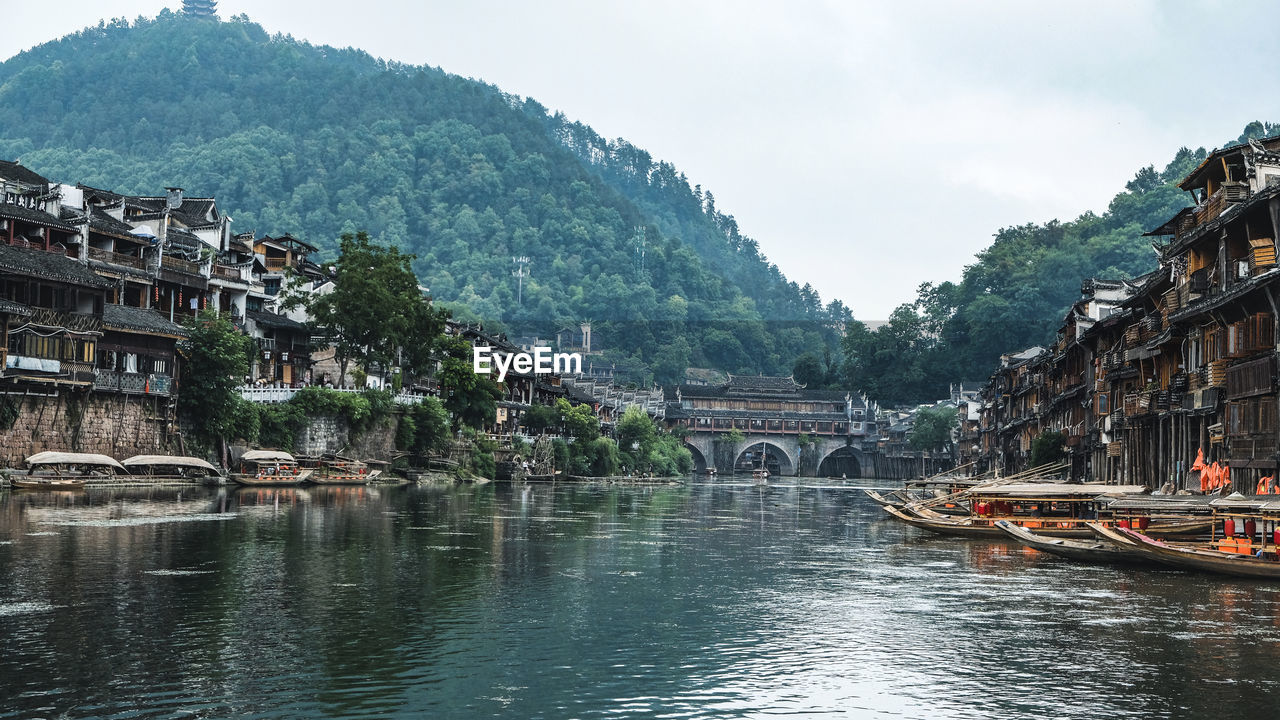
[1101,524,1280,579]
[230,450,313,486]
[883,483,1211,538]
[995,520,1147,563]
[864,489,907,509]
[7,451,126,490]
[303,454,380,485]
[752,468,769,484]
[121,455,224,484]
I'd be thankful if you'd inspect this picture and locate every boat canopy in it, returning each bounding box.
[1209,495,1270,511]
[241,450,296,462]
[1104,495,1216,511]
[25,452,125,471]
[970,483,1147,499]
[122,455,219,472]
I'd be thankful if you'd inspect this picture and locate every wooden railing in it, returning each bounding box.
[161,254,203,275]
[239,385,427,405]
[88,246,149,270]
[93,370,172,396]
[212,264,246,281]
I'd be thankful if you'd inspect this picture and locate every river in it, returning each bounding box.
[0,481,1277,718]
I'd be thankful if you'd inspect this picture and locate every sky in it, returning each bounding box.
[3,0,1279,319]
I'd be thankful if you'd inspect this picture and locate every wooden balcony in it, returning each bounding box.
[88,246,149,271]
[93,370,172,396]
[212,263,246,281]
[161,254,203,275]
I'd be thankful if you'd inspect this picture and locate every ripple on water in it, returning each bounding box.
[41,513,237,527]
[0,601,57,616]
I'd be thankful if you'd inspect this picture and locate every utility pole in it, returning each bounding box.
[512,256,531,305]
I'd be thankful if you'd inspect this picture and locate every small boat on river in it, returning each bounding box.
[995,519,1147,564]
[1086,496,1280,578]
[121,455,224,485]
[300,454,381,485]
[230,450,313,486]
[7,452,126,490]
[882,483,1210,538]
[1097,524,1280,579]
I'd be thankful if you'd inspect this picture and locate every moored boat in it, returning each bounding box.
[302,454,379,485]
[121,455,224,485]
[230,450,313,486]
[6,452,127,490]
[883,483,1209,538]
[1101,524,1280,579]
[864,488,908,509]
[994,519,1147,563]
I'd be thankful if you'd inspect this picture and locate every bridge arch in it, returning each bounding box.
[817,444,863,479]
[735,439,797,476]
[684,442,710,473]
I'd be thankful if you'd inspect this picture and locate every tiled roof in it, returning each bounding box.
[0,244,113,288]
[129,197,219,227]
[247,309,310,332]
[725,374,803,394]
[0,203,79,233]
[103,304,187,337]
[0,299,32,316]
[0,160,51,189]
[676,382,861,406]
[77,184,125,205]
[88,208,143,240]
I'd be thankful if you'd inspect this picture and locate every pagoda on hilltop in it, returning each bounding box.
[182,0,217,17]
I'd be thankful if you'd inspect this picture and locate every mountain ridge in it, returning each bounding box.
[0,11,847,384]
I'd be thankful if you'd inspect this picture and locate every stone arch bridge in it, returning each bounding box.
[683,434,869,478]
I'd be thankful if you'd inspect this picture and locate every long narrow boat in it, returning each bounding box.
[883,483,1212,538]
[995,519,1147,563]
[864,489,907,509]
[1103,525,1280,579]
[230,450,313,486]
[7,452,126,490]
[301,454,381,485]
[121,455,224,485]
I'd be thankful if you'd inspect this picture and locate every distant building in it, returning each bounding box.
[182,0,217,18]
[666,374,877,477]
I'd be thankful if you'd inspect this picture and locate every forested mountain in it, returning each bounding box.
[0,11,849,383]
[842,121,1280,406]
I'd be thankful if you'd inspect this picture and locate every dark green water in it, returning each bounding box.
[1,481,1279,719]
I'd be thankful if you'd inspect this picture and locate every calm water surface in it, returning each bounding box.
[0,481,1278,719]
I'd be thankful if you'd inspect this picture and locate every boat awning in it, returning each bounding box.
[970,483,1147,499]
[1103,496,1217,511]
[122,455,218,472]
[241,450,296,462]
[1210,495,1270,511]
[25,451,125,470]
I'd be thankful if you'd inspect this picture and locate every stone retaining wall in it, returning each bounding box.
[0,390,175,467]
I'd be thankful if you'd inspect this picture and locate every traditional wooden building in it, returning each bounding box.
[978,134,1280,491]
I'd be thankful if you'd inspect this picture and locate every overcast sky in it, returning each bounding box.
[3,1,1277,319]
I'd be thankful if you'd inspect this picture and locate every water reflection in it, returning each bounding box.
[0,482,1278,718]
